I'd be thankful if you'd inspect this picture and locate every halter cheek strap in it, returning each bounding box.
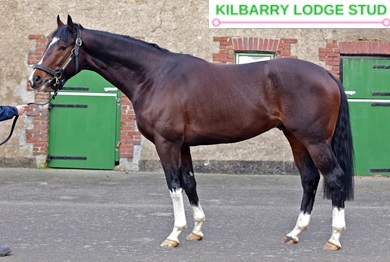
[34,25,82,93]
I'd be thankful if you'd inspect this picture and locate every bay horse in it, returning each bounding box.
[29,15,354,251]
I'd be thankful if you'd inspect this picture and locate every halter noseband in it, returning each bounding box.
[34,25,82,94]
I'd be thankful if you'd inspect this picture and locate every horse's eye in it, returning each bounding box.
[58,45,67,51]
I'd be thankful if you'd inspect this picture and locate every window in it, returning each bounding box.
[235,53,275,64]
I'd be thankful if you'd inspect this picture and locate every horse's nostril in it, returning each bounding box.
[33,75,42,85]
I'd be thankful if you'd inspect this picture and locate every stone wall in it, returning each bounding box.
[1,0,390,173]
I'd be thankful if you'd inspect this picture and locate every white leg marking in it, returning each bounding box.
[166,188,187,243]
[328,207,346,248]
[286,212,311,242]
[191,203,205,237]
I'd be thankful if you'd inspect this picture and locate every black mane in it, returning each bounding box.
[72,26,170,54]
[112,32,169,53]
[50,24,168,53]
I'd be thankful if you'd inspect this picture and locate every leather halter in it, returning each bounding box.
[34,25,82,94]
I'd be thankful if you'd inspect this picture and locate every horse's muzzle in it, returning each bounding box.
[29,73,55,92]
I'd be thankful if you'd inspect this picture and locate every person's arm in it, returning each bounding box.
[0,105,28,122]
[0,106,18,121]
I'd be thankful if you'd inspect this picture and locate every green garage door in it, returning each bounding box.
[342,57,390,176]
[48,70,121,170]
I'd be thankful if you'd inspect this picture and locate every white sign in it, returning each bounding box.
[209,0,390,28]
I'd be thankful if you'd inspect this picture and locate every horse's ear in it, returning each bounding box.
[67,15,75,32]
[57,15,64,27]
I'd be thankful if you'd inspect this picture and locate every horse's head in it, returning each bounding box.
[29,15,83,93]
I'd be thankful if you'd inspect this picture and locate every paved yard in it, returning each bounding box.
[0,168,389,262]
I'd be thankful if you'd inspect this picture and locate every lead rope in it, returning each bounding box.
[0,116,19,146]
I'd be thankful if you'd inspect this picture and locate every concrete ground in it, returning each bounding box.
[0,168,389,262]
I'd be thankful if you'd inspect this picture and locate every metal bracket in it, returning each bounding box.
[47,156,87,161]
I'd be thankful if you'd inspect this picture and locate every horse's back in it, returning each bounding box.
[205,58,341,120]
[197,58,341,142]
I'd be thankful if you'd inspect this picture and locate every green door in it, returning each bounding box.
[342,57,390,176]
[48,70,121,170]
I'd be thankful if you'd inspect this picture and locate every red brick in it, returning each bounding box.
[120,153,133,158]
[258,38,264,51]
[272,40,279,52]
[237,38,243,50]
[213,37,227,42]
[232,38,239,50]
[248,37,254,50]
[280,39,298,44]
[263,39,268,51]
[253,38,258,51]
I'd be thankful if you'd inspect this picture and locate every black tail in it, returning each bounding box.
[325,73,354,201]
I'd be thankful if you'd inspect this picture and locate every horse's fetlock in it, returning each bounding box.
[298,225,309,232]
[194,213,205,223]
[175,224,187,232]
[333,225,346,233]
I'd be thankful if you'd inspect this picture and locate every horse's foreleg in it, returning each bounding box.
[181,146,205,241]
[186,203,205,241]
[160,188,187,248]
[155,140,187,248]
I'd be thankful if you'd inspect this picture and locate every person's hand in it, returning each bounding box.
[16,105,29,115]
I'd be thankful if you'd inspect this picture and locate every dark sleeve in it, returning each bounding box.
[0,106,18,122]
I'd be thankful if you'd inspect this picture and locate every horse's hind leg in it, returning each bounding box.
[306,142,346,250]
[180,145,205,241]
[282,131,321,245]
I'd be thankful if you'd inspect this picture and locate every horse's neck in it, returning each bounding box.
[82,29,166,102]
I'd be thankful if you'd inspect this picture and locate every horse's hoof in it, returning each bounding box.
[186,233,203,241]
[160,239,179,248]
[323,241,341,251]
[281,236,298,245]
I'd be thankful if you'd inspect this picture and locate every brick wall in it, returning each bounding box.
[120,95,141,158]
[27,35,50,157]
[27,35,140,163]
[214,37,390,79]
[213,37,298,64]
[319,40,390,78]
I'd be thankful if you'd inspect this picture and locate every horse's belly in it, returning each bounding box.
[184,119,277,146]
